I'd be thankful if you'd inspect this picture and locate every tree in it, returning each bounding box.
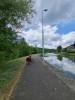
[57,45,62,53]
[74,42,75,48]
[0,0,34,62]
[0,0,33,28]
[63,48,67,52]
[0,28,17,50]
[18,38,29,56]
[0,0,33,52]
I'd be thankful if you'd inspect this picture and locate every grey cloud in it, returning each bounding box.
[33,0,75,24]
[22,0,75,29]
[44,0,75,24]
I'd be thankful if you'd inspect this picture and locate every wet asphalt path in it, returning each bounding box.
[10,55,75,100]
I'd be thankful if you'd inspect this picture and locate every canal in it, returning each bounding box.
[44,53,75,79]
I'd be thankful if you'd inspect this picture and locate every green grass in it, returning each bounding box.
[56,52,75,62]
[0,58,25,92]
[62,52,75,62]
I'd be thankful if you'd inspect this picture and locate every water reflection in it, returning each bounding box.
[57,55,63,61]
[44,53,75,79]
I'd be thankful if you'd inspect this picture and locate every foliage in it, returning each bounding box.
[0,0,33,27]
[0,28,17,62]
[0,0,33,63]
[17,38,30,57]
[63,48,67,52]
[57,45,62,53]
[0,28,17,51]
[0,58,25,91]
[62,52,75,62]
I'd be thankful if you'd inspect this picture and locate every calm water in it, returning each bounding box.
[44,53,75,79]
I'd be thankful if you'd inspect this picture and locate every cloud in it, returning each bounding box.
[18,24,75,49]
[62,32,75,47]
[44,0,75,24]
[32,0,75,24]
[17,0,75,49]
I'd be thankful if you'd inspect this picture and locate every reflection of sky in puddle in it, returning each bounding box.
[44,53,75,79]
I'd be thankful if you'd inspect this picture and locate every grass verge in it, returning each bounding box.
[62,52,75,62]
[0,57,25,99]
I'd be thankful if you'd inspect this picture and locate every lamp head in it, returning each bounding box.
[44,9,48,12]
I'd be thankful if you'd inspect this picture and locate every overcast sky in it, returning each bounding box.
[18,0,75,49]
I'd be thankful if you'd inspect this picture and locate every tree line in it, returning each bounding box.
[0,0,34,64]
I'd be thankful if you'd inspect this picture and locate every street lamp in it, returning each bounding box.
[42,9,48,59]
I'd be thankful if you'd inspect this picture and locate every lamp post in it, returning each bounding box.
[42,9,48,59]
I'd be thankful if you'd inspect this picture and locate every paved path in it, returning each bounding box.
[10,55,75,100]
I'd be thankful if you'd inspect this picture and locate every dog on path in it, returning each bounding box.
[26,56,32,64]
